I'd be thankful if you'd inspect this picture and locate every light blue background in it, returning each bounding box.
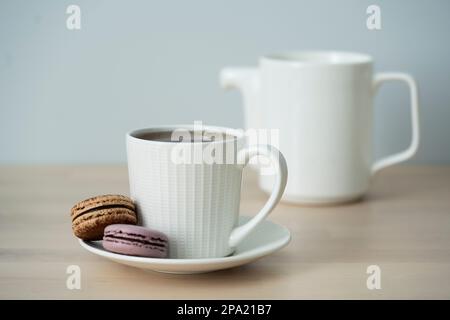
[1,0,449,164]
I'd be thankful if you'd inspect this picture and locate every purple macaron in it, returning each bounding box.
[102,224,169,258]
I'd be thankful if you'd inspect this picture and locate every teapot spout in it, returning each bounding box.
[220,67,261,129]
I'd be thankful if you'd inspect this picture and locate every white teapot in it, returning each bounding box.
[220,51,419,204]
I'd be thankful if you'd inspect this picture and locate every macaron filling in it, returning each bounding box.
[103,234,167,249]
[72,204,134,222]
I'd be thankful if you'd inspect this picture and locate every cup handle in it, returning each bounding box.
[371,73,420,175]
[228,145,288,248]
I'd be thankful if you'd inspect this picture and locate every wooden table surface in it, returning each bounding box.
[1,165,449,299]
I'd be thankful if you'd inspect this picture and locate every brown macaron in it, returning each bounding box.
[71,194,137,241]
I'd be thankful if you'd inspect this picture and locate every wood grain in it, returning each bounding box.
[0,165,449,299]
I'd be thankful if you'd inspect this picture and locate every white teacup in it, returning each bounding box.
[126,125,288,259]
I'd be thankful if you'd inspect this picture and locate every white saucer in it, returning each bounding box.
[78,216,291,274]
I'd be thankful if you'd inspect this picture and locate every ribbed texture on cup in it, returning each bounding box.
[127,141,242,259]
